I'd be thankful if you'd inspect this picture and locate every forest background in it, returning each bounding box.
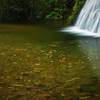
[0,0,86,24]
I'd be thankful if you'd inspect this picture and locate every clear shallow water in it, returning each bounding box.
[0,21,100,99]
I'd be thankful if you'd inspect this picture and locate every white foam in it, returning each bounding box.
[60,26,100,37]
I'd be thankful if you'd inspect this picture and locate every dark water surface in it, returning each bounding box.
[0,21,100,100]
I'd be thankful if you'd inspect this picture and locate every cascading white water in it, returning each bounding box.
[60,0,100,37]
[75,0,100,34]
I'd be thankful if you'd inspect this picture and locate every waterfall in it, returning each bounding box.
[60,0,100,37]
[75,0,100,34]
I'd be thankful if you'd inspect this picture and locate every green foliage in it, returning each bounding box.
[0,0,85,22]
[45,12,63,19]
[45,8,63,19]
[0,0,70,21]
[45,7,69,19]
[0,0,30,20]
[67,0,86,24]
[45,0,69,20]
